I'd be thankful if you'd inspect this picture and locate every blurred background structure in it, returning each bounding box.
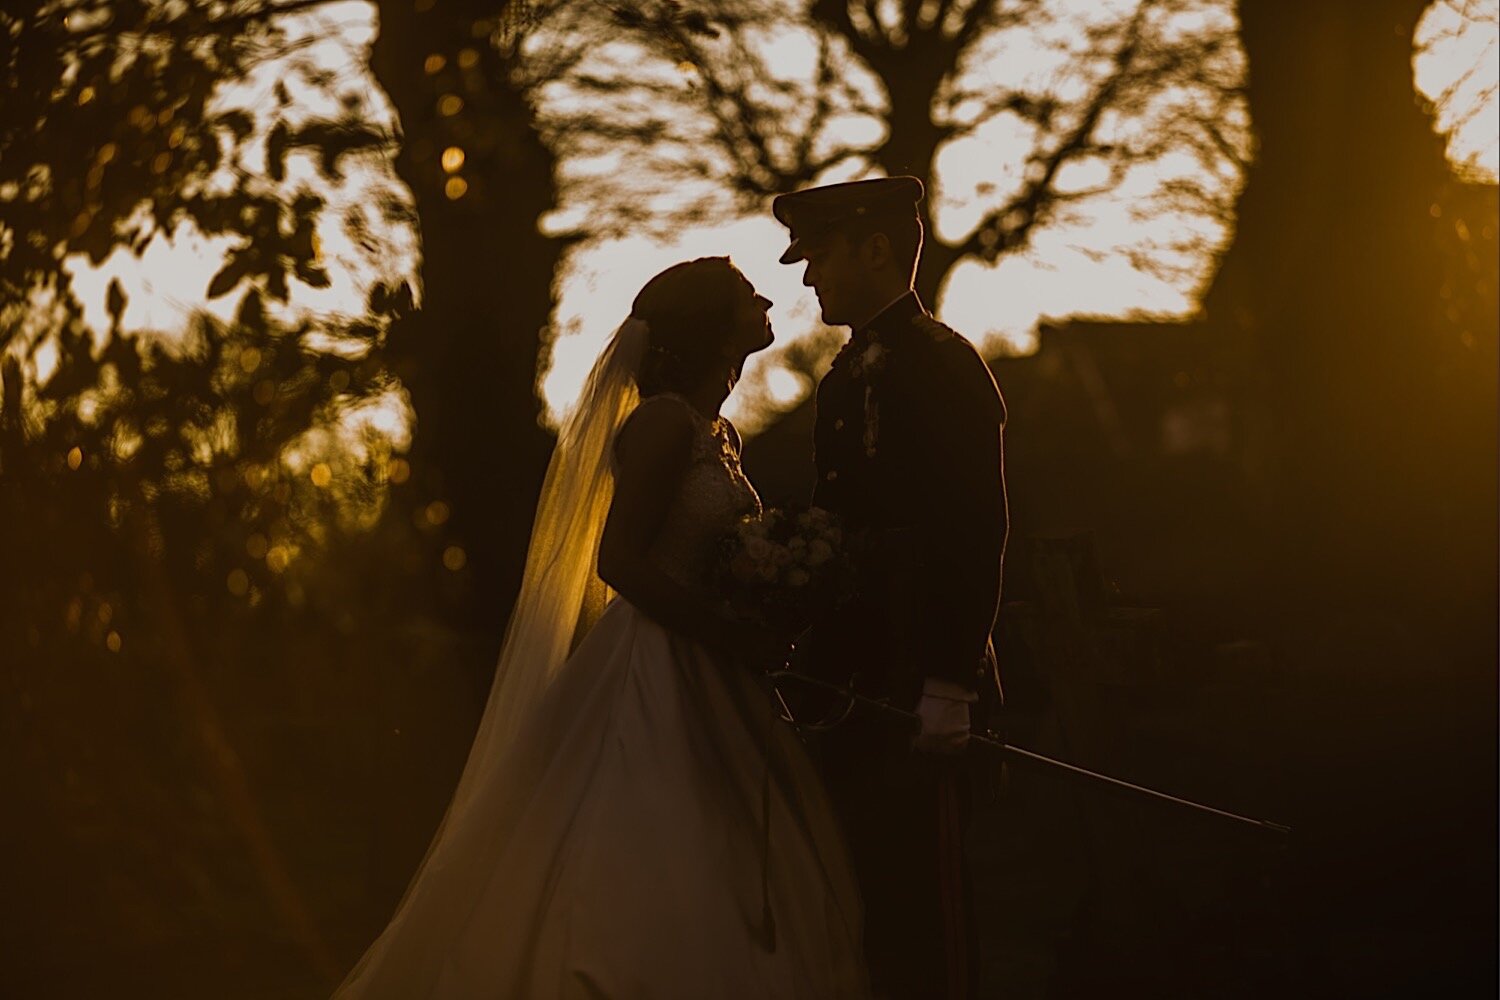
[1,1,1495,996]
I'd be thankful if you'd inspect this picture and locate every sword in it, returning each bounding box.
[764,667,1292,837]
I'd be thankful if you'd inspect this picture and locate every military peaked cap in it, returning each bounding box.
[772,176,925,265]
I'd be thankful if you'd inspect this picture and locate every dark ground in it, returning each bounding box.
[6,581,1493,999]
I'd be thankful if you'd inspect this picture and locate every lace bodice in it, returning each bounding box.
[619,393,761,589]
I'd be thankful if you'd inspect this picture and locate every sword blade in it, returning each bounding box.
[765,668,1291,836]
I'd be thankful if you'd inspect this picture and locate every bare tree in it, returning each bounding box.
[539,0,1251,307]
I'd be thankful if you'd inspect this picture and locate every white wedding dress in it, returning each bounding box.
[335,394,869,999]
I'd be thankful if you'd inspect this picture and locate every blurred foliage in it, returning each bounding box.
[0,5,456,987]
[0,0,402,320]
[0,0,423,580]
[0,282,455,990]
[0,0,564,745]
[3,285,414,641]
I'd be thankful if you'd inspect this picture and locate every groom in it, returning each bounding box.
[774,176,1008,999]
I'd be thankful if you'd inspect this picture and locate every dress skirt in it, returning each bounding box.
[334,599,869,1000]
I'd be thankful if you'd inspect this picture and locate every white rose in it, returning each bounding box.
[785,568,811,588]
[771,544,793,567]
[806,539,833,566]
[745,536,772,562]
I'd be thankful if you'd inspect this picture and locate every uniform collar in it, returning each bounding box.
[831,291,927,375]
[853,290,926,345]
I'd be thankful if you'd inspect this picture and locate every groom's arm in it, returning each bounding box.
[877,332,1008,701]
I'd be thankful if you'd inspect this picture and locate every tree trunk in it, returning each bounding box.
[1212,0,1495,626]
[1204,2,1497,988]
[371,1,560,633]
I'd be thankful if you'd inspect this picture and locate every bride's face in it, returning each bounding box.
[723,278,775,360]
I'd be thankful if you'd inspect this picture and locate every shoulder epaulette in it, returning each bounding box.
[911,314,957,343]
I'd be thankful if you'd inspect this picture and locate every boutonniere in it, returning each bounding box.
[844,337,887,457]
[863,385,880,458]
[846,337,887,380]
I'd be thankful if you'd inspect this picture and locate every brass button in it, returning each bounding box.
[834,419,845,431]
[825,470,838,482]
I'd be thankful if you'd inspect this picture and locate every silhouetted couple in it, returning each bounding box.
[334,177,1007,1000]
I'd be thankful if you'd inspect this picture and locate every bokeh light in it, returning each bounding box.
[226,569,250,596]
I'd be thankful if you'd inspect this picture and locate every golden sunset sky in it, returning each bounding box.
[50,0,1499,447]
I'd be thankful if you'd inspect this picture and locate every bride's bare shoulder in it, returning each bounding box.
[614,394,697,468]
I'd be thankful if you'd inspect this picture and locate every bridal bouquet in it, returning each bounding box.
[715,505,857,635]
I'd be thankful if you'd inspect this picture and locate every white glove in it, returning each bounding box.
[911,677,976,755]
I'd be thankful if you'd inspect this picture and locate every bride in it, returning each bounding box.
[334,257,870,999]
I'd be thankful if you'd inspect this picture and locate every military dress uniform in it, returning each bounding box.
[774,178,1009,1000]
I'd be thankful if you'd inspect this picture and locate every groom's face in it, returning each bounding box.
[799,234,866,328]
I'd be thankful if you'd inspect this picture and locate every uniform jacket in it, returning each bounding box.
[804,292,1007,714]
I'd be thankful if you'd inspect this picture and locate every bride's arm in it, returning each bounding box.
[597,401,778,660]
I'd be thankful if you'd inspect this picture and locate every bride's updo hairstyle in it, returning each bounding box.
[630,256,744,397]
